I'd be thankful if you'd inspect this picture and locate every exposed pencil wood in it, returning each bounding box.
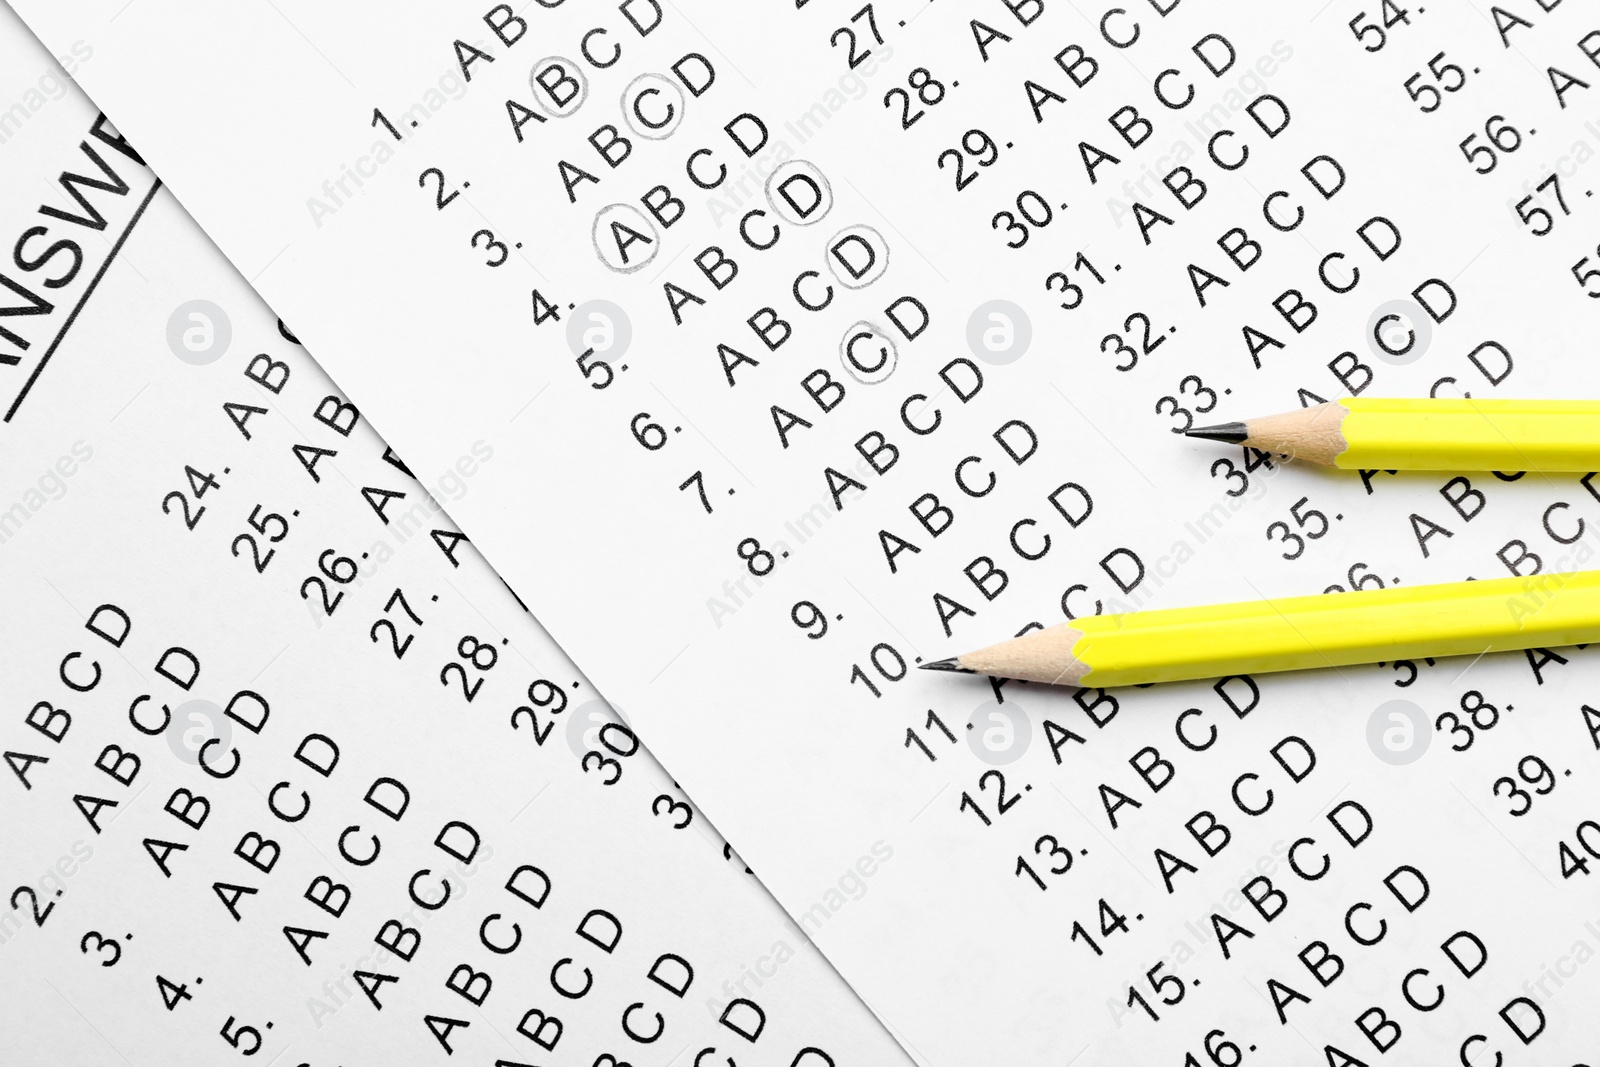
[1187,401,1347,465]
[946,623,1089,686]
[1248,401,1347,464]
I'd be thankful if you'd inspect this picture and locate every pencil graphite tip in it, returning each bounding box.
[1185,421,1250,445]
[920,657,974,674]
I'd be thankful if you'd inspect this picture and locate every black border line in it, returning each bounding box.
[4,177,164,423]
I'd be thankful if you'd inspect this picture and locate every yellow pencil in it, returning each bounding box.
[1186,398,1600,471]
[922,570,1600,686]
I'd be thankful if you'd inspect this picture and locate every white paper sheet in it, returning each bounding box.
[9,0,1600,1062]
[0,16,911,1062]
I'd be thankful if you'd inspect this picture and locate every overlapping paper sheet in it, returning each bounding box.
[9,0,1600,1062]
[0,12,911,1063]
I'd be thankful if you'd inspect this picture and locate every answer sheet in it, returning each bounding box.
[0,12,910,1064]
[9,0,1600,1062]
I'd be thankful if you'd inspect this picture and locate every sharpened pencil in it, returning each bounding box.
[1186,398,1600,471]
[921,570,1600,687]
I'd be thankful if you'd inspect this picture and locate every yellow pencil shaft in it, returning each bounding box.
[1335,398,1600,471]
[1072,570,1600,687]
